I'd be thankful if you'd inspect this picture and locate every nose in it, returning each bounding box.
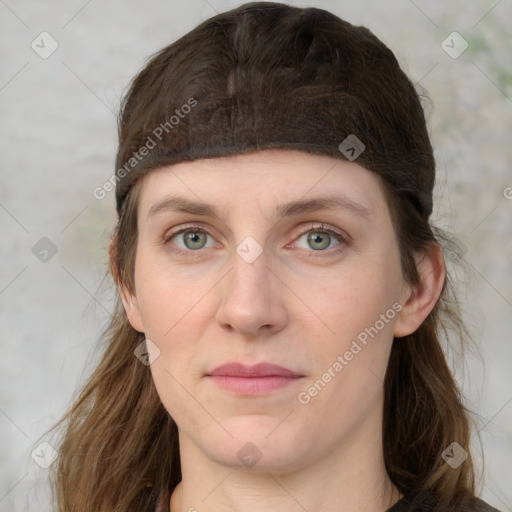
[215,249,288,337]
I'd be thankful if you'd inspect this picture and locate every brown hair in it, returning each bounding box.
[47,3,480,511]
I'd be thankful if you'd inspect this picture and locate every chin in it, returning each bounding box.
[198,415,312,473]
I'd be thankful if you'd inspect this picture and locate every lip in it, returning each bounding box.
[208,362,301,378]
[206,363,304,396]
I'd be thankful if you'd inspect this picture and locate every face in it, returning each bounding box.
[122,149,412,472]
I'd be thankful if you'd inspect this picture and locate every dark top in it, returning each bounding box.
[386,494,502,512]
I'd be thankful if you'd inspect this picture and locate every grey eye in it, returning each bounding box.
[174,229,213,250]
[307,231,332,250]
[295,229,342,251]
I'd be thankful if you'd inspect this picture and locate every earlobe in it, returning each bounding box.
[393,243,446,338]
[120,287,145,333]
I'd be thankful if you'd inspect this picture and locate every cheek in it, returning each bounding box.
[133,248,211,339]
[297,281,398,428]
[310,255,402,345]
[297,248,402,412]
[132,249,218,399]
[134,257,212,420]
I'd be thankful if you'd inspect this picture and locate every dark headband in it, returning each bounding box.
[114,96,434,218]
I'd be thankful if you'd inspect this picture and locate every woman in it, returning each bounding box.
[48,3,501,511]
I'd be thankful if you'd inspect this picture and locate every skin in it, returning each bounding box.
[119,149,445,512]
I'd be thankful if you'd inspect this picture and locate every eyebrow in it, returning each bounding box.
[146,195,372,221]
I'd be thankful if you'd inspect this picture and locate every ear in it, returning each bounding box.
[393,243,445,338]
[109,234,145,333]
[108,234,121,286]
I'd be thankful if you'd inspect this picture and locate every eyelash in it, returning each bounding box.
[293,223,350,256]
[161,223,212,258]
[162,223,350,257]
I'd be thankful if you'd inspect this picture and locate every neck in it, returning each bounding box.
[171,468,401,512]
[170,417,402,512]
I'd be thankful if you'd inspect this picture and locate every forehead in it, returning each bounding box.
[136,149,386,218]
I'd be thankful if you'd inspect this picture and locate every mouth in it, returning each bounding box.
[205,362,304,396]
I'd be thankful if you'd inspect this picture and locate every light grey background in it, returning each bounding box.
[1,1,511,510]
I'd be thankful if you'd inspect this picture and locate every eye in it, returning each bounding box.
[166,227,216,251]
[294,226,346,252]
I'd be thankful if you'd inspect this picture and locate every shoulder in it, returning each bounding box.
[387,494,502,512]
